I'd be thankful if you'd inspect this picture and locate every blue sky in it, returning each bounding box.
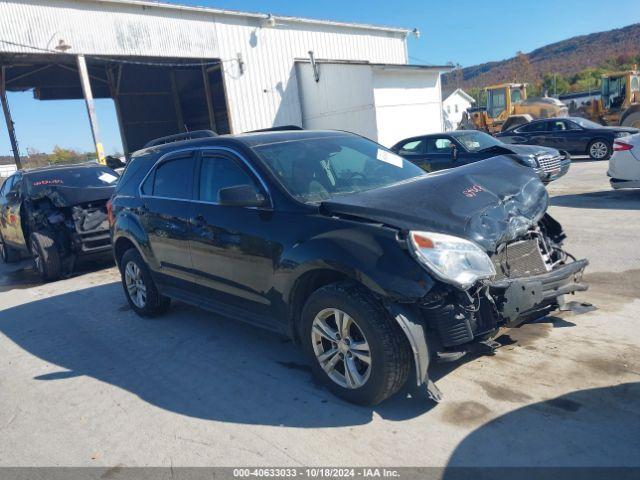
[2,0,640,156]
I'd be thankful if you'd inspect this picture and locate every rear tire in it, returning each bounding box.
[301,281,411,405]
[120,248,170,317]
[621,112,640,129]
[29,231,62,281]
[587,139,611,160]
[0,233,20,263]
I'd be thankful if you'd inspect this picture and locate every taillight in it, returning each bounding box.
[106,199,114,227]
[613,141,634,151]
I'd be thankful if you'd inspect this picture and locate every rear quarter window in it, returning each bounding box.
[116,154,158,196]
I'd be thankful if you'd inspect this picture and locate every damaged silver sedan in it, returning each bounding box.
[0,163,118,281]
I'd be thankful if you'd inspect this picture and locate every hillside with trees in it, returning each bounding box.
[443,23,640,102]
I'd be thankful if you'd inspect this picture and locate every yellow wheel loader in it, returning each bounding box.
[461,83,568,134]
[578,70,640,128]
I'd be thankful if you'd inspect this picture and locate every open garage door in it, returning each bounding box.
[1,54,231,157]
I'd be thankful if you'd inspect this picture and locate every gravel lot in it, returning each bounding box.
[0,159,638,468]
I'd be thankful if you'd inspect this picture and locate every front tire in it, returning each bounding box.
[301,282,411,405]
[30,231,62,281]
[588,139,611,160]
[120,248,170,317]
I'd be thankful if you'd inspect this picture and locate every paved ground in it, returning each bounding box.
[0,159,639,468]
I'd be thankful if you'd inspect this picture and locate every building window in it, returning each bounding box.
[447,105,451,113]
[455,104,459,113]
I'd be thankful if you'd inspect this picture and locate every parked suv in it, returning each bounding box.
[110,129,588,405]
[0,163,119,280]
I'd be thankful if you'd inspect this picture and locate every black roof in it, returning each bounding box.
[20,162,113,175]
[133,130,357,157]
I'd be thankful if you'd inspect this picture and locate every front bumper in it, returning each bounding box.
[489,258,589,325]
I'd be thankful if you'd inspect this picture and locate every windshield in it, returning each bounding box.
[253,135,426,203]
[454,131,504,152]
[28,166,119,192]
[571,117,604,129]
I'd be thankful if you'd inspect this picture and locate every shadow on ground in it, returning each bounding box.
[0,256,114,293]
[0,283,440,427]
[551,189,640,210]
[444,383,640,469]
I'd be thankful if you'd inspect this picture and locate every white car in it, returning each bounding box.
[609,134,640,189]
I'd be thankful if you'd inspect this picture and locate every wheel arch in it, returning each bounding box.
[620,104,640,126]
[112,212,152,271]
[285,265,382,343]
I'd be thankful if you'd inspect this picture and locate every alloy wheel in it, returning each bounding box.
[124,261,147,308]
[311,308,372,389]
[590,141,609,159]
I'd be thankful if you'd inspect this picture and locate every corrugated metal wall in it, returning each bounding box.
[0,0,408,133]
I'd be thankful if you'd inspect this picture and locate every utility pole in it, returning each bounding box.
[77,55,106,165]
[0,66,22,169]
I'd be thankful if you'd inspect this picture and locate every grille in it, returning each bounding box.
[536,154,562,174]
[491,239,549,280]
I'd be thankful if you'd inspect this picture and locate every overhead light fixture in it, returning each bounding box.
[54,39,72,52]
[261,14,276,28]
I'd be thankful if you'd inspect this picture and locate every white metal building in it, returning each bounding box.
[0,0,449,160]
[442,88,475,131]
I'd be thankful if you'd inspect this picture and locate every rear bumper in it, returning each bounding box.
[610,178,640,189]
[488,258,589,325]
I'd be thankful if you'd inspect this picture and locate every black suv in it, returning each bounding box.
[0,163,118,280]
[111,129,588,405]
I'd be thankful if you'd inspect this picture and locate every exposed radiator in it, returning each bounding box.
[491,239,549,280]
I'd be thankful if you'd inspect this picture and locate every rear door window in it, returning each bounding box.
[398,139,425,155]
[152,156,195,200]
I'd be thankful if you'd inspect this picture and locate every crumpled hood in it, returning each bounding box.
[30,186,115,208]
[321,156,548,252]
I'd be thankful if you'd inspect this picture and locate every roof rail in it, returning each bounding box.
[144,130,217,148]
[248,125,304,133]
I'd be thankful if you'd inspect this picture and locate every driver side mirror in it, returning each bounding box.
[6,191,19,202]
[218,184,268,208]
[451,145,458,161]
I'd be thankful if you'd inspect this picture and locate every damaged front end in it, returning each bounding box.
[321,157,589,399]
[396,213,588,400]
[27,186,113,270]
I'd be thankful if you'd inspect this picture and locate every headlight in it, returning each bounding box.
[521,154,538,167]
[615,131,631,138]
[408,231,496,290]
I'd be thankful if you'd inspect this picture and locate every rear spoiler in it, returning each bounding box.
[144,130,217,148]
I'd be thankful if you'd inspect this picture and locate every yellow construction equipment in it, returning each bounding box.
[579,70,640,128]
[462,83,568,134]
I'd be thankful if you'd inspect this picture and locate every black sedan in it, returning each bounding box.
[391,130,570,184]
[496,117,639,160]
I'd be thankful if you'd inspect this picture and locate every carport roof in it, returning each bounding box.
[83,0,412,34]
[294,59,453,71]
